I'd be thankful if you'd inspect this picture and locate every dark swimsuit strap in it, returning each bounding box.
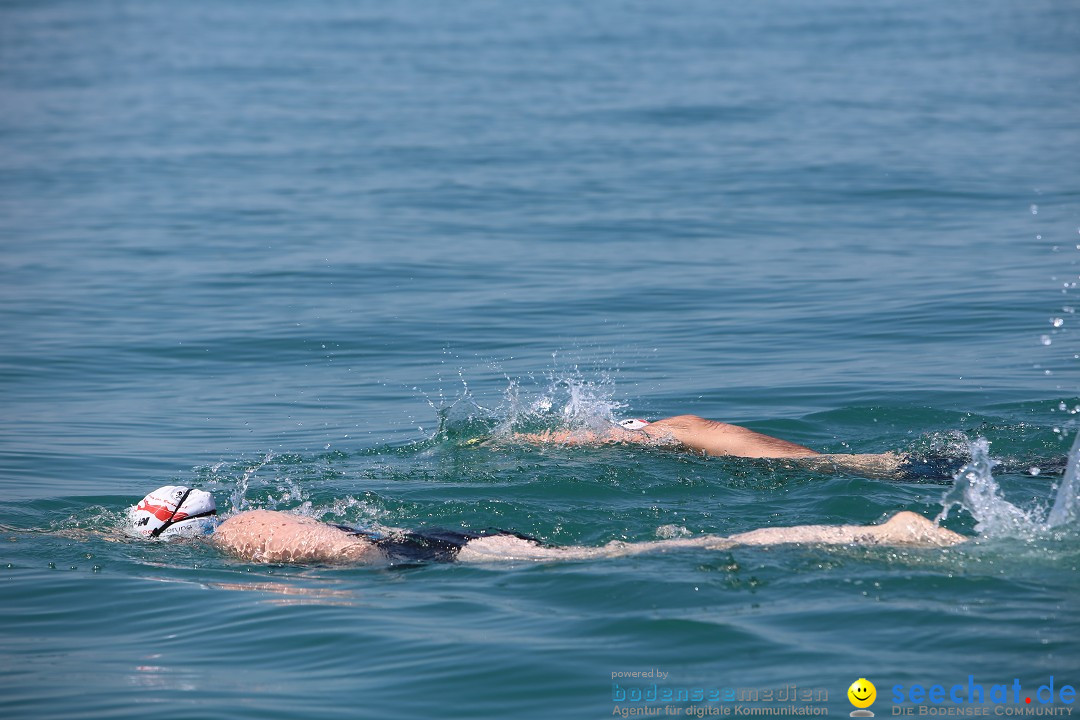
[331,525,547,563]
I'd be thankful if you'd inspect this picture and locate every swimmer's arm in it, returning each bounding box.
[211,510,382,564]
[508,429,617,445]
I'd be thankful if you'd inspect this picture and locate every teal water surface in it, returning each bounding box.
[2,1,1079,718]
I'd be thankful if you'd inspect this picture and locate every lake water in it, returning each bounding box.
[1,1,1078,718]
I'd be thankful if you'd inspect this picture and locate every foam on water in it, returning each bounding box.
[435,368,629,441]
[227,452,275,514]
[937,432,1080,538]
[1047,428,1080,527]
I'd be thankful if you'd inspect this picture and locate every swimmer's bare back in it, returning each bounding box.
[212,510,381,564]
[512,414,906,477]
[211,510,964,565]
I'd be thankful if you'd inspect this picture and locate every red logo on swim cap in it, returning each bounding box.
[136,498,191,523]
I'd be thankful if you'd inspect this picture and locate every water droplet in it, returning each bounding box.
[1051,318,1064,327]
[1030,467,1041,476]
[1030,204,1039,214]
[1040,335,1052,346]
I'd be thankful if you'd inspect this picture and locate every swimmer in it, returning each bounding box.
[508,414,952,478]
[131,486,965,566]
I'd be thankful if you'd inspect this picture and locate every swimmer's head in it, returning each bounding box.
[617,418,650,431]
[130,485,217,539]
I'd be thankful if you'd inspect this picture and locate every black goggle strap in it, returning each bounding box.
[149,489,217,538]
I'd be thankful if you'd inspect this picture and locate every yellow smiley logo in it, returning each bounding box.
[848,678,876,709]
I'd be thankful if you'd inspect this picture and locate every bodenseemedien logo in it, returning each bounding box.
[849,678,877,717]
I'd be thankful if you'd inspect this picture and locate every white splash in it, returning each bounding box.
[230,452,275,513]
[656,524,692,539]
[1047,428,1080,526]
[488,370,627,438]
[560,375,625,430]
[937,433,1079,537]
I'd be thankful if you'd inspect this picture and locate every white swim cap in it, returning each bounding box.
[131,485,217,539]
[617,418,650,431]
